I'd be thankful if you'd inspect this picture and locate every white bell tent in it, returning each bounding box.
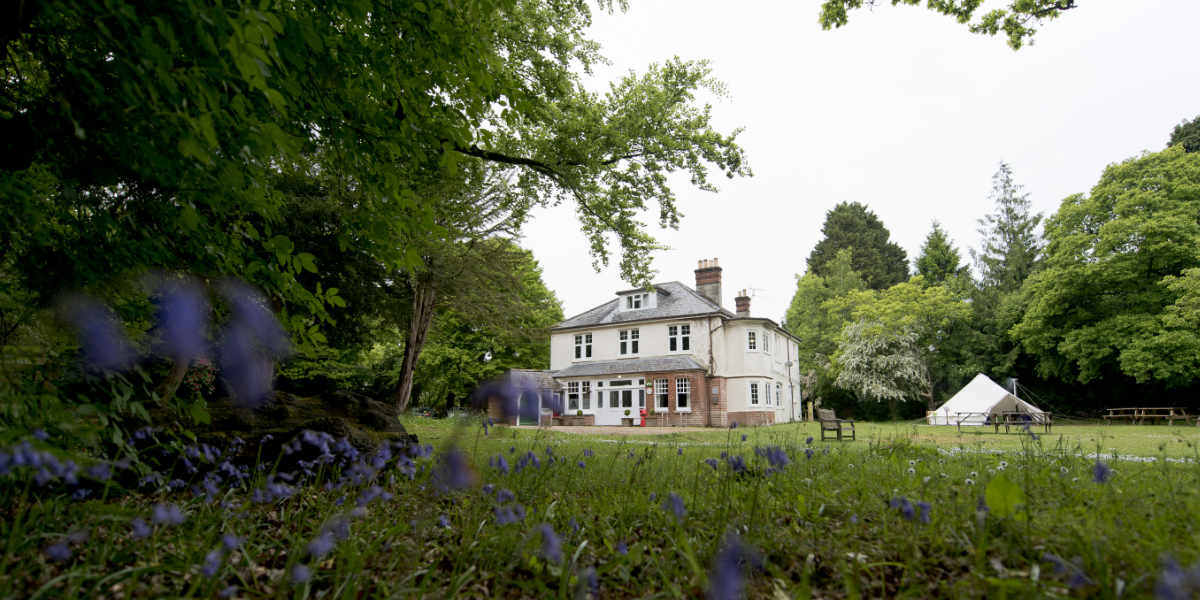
[926,373,1047,426]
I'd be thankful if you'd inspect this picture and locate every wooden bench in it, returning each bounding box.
[1103,407,1191,426]
[818,408,855,441]
[989,411,1052,434]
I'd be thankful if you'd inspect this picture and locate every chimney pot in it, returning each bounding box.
[694,257,723,307]
[735,290,751,317]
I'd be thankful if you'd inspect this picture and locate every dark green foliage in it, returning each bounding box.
[807,202,908,291]
[914,221,969,287]
[972,162,1043,295]
[1169,115,1200,153]
[1012,146,1200,388]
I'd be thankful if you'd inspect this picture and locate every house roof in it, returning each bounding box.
[506,368,560,390]
[552,281,733,330]
[553,356,706,379]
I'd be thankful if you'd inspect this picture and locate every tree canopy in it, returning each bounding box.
[914,221,968,287]
[807,202,908,291]
[818,0,1079,49]
[1012,146,1200,385]
[972,162,1043,295]
[1169,115,1200,153]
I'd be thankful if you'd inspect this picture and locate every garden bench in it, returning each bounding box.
[818,408,855,441]
[1103,407,1191,426]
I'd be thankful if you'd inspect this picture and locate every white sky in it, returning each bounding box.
[521,0,1200,323]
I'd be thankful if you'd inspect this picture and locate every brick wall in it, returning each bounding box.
[487,398,516,425]
[726,411,775,427]
[645,371,710,427]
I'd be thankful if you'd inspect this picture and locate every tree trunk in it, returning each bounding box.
[395,278,437,413]
[157,359,189,405]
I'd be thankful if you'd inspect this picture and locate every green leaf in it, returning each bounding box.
[984,473,1025,520]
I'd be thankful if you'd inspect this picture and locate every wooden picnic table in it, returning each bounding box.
[953,412,1052,433]
[1103,407,1191,426]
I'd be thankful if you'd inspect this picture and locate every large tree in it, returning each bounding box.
[914,221,969,288]
[807,202,908,290]
[972,162,1043,295]
[834,320,929,421]
[1,0,749,405]
[1011,146,1200,386]
[1169,115,1200,153]
[818,0,1079,49]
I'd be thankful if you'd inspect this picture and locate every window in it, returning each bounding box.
[749,382,759,405]
[762,330,770,353]
[573,333,592,359]
[567,381,580,411]
[582,381,591,410]
[619,328,639,355]
[775,382,782,407]
[624,292,649,310]
[747,330,757,351]
[668,324,691,352]
[655,379,669,409]
[676,378,691,410]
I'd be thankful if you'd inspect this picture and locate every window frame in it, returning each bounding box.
[567,381,580,411]
[582,381,592,410]
[654,378,669,410]
[676,377,691,412]
[619,328,639,356]
[746,330,757,351]
[573,333,593,360]
[749,381,759,406]
[668,323,691,353]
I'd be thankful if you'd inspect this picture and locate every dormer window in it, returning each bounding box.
[618,290,656,312]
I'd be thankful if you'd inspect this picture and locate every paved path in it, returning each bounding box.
[512,425,714,436]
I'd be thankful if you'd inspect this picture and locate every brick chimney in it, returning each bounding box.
[694,258,722,307]
[734,289,750,317]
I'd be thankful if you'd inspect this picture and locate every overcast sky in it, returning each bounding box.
[520,0,1200,324]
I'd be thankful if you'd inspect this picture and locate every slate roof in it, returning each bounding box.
[506,369,560,390]
[553,356,707,379]
[553,281,732,330]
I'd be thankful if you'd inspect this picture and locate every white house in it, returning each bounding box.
[540,259,804,427]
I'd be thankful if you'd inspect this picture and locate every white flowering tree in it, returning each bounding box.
[834,320,931,420]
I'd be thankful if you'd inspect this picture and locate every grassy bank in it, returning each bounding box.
[3,419,1199,598]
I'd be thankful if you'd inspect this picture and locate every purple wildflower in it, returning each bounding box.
[726,455,747,473]
[576,567,599,597]
[1042,553,1095,589]
[663,492,686,523]
[151,503,186,526]
[568,518,579,534]
[649,492,657,502]
[222,534,241,551]
[804,448,814,460]
[1154,556,1200,600]
[150,279,210,363]
[307,532,336,559]
[578,461,586,468]
[130,518,152,539]
[677,447,684,456]
[33,429,49,441]
[219,585,238,598]
[494,504,526,525]
[916,501,932,524]
[45,542,72,562]
[216,281,291,408]
[583,449,594,457]
[764,446,789,469]
[730,421,738,429]
[437,514,451,529]
[291,563,312,584]
[497,488,515,504]
[1092,461,1112,483]
[201,547,224,577]
[489,454,510,475]
[536,523,563,563]
[707,531,762,600]
[62,296,136,372]
[616,541,628,555]
[890,497,916,521]
[705,458,719,470]
[805,436,813,445]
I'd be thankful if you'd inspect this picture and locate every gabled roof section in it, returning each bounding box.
[554,356,706,378]
[553,281,731,330]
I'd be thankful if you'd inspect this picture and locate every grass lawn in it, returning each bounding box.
[4,417,1199,598]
